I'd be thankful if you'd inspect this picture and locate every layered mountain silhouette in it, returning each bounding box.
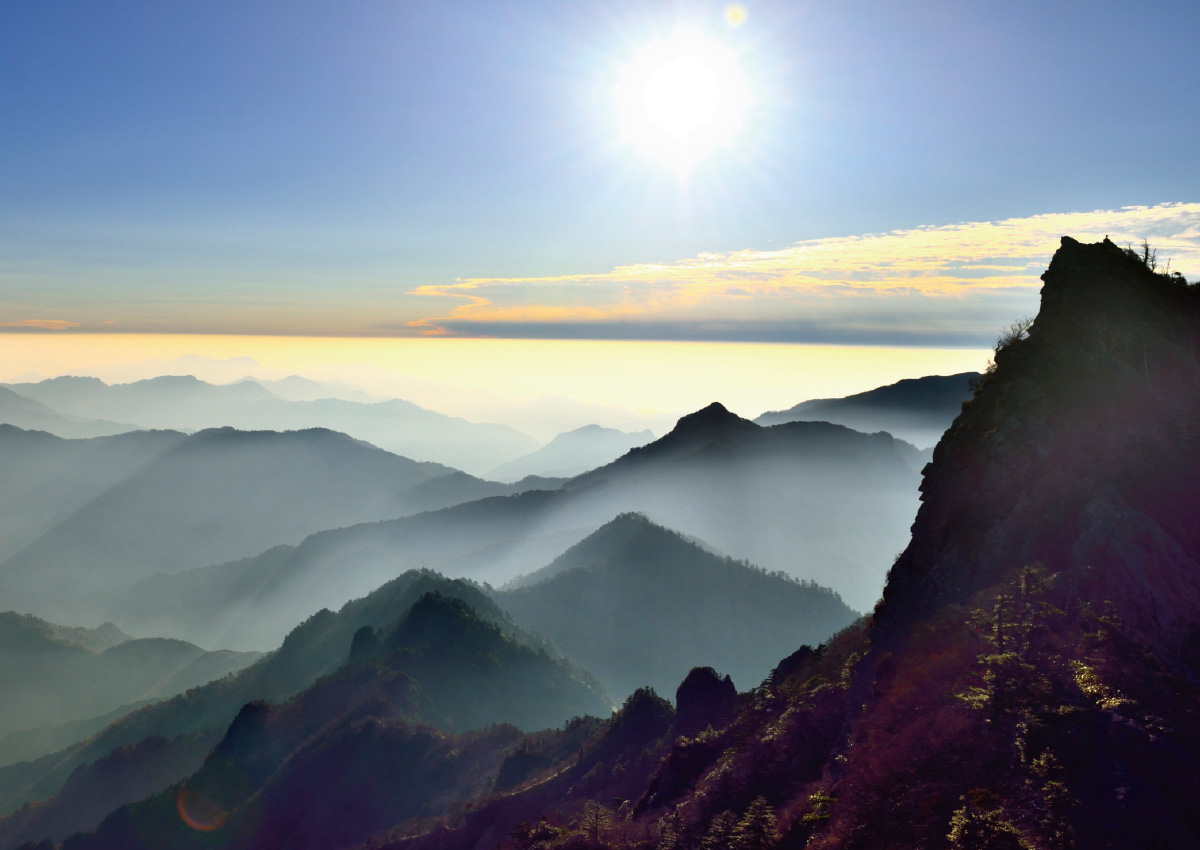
[18,238,1200,850]
[495,513,858,697]
[115,404,922,650]
[0,571,596,830]
[0,426,184,561]
[333,236,1200,850]
[755,371,978,448]
[0,612,258,764]
[0,581,606,850]
[0,388,134,440]
[2,375,538,474]
[486,424,654,480]
[0,427,556,628]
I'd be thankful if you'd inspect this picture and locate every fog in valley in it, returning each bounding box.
[0,368,972,847]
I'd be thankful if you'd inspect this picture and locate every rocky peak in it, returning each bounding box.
[876,237,1200,659]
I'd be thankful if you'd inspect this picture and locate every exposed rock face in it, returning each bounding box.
[674,666,737,738]
[878,237,1200,658]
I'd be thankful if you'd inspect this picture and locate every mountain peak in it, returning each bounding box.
[877,236,1200,654]
[668,401,754,438]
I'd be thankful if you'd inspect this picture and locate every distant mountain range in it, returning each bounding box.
[755,371,979,448]
[495,513,858,697]
[2,375,538,474]
[0,426,559,628]
[0,386,134,440]
[487,424,654,480]
[104,402,921,649]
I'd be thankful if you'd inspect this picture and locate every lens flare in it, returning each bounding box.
[177,787,228,832]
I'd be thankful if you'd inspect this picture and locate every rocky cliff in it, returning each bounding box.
[879,236,1200,659]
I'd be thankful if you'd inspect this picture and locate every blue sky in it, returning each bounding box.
[3,0,1200,344]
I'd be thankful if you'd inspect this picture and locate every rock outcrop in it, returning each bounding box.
[878,237,1200,659]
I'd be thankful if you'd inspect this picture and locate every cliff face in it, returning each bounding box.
[879,237,1200,658]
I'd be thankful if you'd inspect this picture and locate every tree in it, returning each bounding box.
[700,811,737,850]
[579,800,612,843]
[732,797,776,850]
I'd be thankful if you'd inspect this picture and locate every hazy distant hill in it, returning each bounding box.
[755,372,979,448]
[557,404,926,609]
[0,573,604,845]
[4,375,539,473]
[487,424,654,480]
[0,612,258,756]
[496,513,858,697]
[0,427,465,624]
[0,387,136,440]
[0,426,185,561]
[121,405,921,650]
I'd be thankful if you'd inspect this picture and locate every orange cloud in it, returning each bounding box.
[0,319,82,331]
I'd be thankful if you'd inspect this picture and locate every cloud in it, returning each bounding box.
[406,202,1200,345]
[0,319,82,331]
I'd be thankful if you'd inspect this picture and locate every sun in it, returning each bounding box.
[614,32,750,174]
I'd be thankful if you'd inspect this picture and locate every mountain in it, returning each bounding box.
[0,612,258,758]
[0,570,568,820]
[127,406,924,650]
[0,387,136,440]
[486,424,654,480]
[0,732,221,850]
[376,236,1200,850]
[33,236,1200,850]
[558,405,926,608]
[1,589,607,850]
[3,375,539,474]
[0,426,186,561]
[755,371,979,448]
[0,427,465,625]
[495,513,858,697]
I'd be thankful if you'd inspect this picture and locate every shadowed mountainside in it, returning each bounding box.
[755,371,979,448]
[0,590,607,850]
[496,513,858,698]
[0,570,586,823]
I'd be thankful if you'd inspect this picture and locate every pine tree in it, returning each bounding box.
[732,797,776,850]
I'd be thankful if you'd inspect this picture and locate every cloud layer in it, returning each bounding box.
[406,203,1200,345]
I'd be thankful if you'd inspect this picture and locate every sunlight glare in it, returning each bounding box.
[614,32,749,174]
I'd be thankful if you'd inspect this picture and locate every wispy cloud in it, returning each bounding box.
[406,203,1200,345]
[0,319,83,331]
